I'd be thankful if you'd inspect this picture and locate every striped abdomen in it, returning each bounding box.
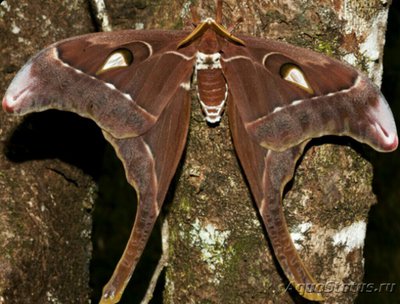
[195,51,228,123]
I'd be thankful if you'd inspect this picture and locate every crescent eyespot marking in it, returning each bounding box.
[53,47,137,104]
[280,64,314,94]
[97,49,133,75]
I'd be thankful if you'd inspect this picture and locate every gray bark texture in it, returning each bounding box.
[0,1,99,303]
[0,0,392,304]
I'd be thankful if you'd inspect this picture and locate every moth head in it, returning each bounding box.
[96,48,133,75]
[280,63,314,94]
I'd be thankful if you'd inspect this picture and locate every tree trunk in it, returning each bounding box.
[158,1,390,304]
[0,1,391,304]
[0,1,101,303]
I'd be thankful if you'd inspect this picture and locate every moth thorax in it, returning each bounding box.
[195,52,227,123]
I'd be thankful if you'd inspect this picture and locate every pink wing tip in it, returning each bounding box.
[391,135,399,151]
[370,94,398,152]
[2,60,35,115]
[381,131,398,152]
[2,96,14,113]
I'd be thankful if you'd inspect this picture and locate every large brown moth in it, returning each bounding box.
[2,0,398,303]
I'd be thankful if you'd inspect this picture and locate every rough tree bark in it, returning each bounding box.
[0,1,100,303]
[0,0,392,304]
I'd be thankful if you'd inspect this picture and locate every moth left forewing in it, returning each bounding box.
[222,36,398,153]
[57,30,197,135]
[3,30,196,139]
